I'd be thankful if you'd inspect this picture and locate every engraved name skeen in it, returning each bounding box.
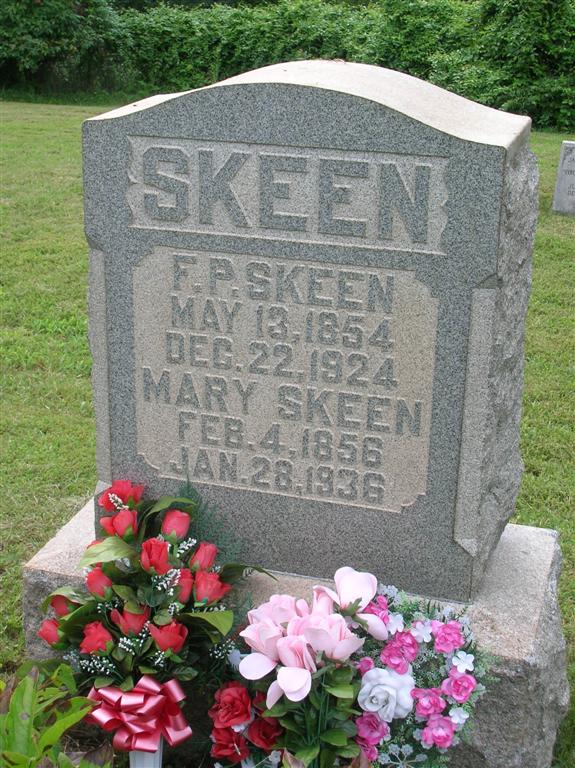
[128,139,448,252]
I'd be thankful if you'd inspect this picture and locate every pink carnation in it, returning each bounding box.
[356,739,379,762]
[380,631,419,674]
[441,668,477,703]
[395,631,419,661]
[411,688,446,717]
[421,714,456,749]
[432,620,465,654]
[356,656,375,676]
[355,713,390,745]
[363,595,389,623]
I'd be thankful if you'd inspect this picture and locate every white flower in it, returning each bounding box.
[410,620,432,643]
[228,648,243,669]
[386,613,405,635]
[449,706,470,727]
[269,752,282,765]
[241,759,255,768]
[358,667,415,722]
[452,651,474,673]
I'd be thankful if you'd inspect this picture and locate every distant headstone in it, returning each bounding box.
[552,140,575,215]
[83,61,538,600]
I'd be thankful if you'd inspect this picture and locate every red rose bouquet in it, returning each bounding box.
[38,480,261,755]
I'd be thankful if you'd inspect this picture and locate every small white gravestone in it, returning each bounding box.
[552,140,575,215]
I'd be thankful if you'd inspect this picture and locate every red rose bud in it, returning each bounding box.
[110,605,150,635]
[210,727,250,764]
[86,565,113,598]
[161,509,191,539]
[178,568,194,603]
[247,716,283,750]
[195,570,232,604]
[80,621,113,654]
[98,479,144,512]
[141,538,170,575]
[189,541,218,571]
[148,620,188,654]
[38,618,60,646]
[50,594,76,617]
[209,681,252,728]
[100,508,137,539]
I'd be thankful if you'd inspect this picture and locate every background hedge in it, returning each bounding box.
[1,0,574,128]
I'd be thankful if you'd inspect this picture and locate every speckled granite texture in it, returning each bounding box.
[82,61,538,600]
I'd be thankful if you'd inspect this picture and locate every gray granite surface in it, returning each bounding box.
[83,61,538,600]
[23,504,569,767]
[552,140,575,215]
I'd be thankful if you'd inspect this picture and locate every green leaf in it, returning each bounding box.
[148,496,196,515]
[4,670,37,756]
[263,701,289,718]
[38,698,94,751]
[172,666,199,681]
[152,610,173,626]
[41,586,86,613]
[217,563,275,585]
[79,538,136,567]
[319,748,337,768]
[320,728,349,747]
[335,744,360,759]
[94,677,114,689]
[278,717,304,734]
[294,744,319,766]
[138,666,157,675]
[57,603,100,637]
[179,609,234,637]
[112,585,138,603]
[119,677,134,692]
[323,684,355,699]
[325,666,354,686]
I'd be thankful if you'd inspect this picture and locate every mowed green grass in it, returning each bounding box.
[1,102,574,763]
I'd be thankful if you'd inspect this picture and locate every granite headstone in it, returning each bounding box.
[552,140,575,215]
[84,61,538,601]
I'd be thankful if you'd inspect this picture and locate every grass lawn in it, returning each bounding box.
[1,101,574,763]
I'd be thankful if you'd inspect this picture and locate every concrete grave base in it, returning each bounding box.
[23,501,569,768]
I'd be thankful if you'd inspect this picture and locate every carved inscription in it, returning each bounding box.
[134,247,438,512]
[128,138,448,253]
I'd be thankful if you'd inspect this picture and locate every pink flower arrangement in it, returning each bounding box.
[225,570,488,768]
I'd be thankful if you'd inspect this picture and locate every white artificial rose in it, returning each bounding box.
[358,667,415,722]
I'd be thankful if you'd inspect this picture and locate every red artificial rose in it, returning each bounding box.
[38,618,60,646]
[247,716,283,751]
[161,509,191,539]
[110,605,150,635]
[148,621,188,653]
[210,727,250,764]
[98,480,144,512]
[178,568,194,603]
[209,682,252,728]
[80,621,113,654]
[86,565,113,598]
[141,538,170,575]
[190,542,218,571]
[100,508,138,539]
[50,594,76,617]
[195,571,231,604]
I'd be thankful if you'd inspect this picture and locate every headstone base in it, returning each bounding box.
[23,502,569,767]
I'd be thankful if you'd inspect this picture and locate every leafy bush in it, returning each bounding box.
[0,0,129,91]
[0,661,113,767]
[1,0,573,127]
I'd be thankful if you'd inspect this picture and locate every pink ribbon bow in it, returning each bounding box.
[86,675,193,752]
